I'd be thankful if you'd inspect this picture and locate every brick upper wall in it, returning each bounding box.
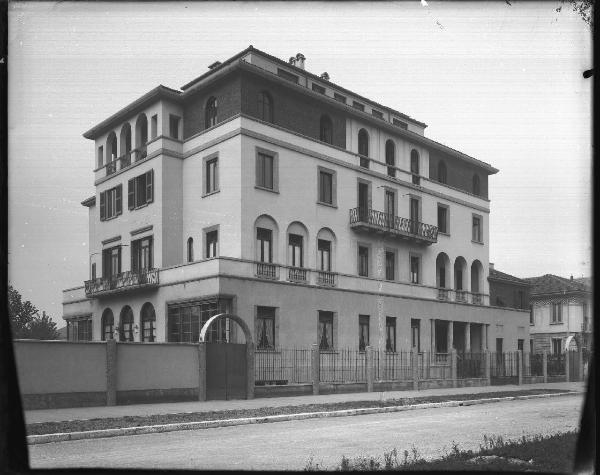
[429,150,489,199]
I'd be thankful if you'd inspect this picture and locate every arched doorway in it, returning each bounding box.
[200,313,254,401]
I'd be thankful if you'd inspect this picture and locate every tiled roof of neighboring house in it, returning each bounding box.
[488,268,530,286]
[574,277,592,289]
[523,274,590,296]
[57,326,68,340]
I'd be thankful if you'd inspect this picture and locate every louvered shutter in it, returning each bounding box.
[115,185,122,215]
[146,170,154,203]
[128,178,135,209]
[99,191,106,220]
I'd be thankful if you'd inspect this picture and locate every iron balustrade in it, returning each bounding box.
[256,262,278,280]
[349,207,438,243]
[287,267,308,283]
[254,348,312,385]
[456,352,485,378]
[84,268,159,296]
[317,271,336,287]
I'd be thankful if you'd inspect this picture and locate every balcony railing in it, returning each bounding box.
[102,147,148,177]
[84,268,159,297]
[437,288,449,300]
[472,293,483,305]
[455,290,467,302]
[287,267,308,283]
[256,262,278,280]
[349,207,438,245]
[317,271,336,287]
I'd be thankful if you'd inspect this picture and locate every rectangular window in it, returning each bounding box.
[102,245,121,278]
[277,68,299,84]
[371,109,384,119]
[334,92,347,104]
[551,303,563,323]
[169,114,180,139]
[168,299,230,343]
[385,251,395,281]
[437,205,448,234]
[256,306,276,349]
[359,315,370,351]
[312,83,325,94]
[352,101,365,111]
[318,311,334,350]
[517,339,524,352]
[128,170,154,209]
[318,169,333,205]
[99,185,123,221]
[530,339,534,354]
[68,319,92,341]
[358,245,369,277]
[529,305,534,325]
[151,114,158,139]
[552,338,562,355]
[386,317,396,352]
[318,239,331,271]
[205,230,218,258]
[256,152,275,190]
[410,255,421,284]
[411,319,420,352]
[98,146,104,168]
[205,157,219,194]
[257,228,272,263]
[472,215,482,242]
[131,236,153,272]
[392,118,408,129]
[288,234,303,267]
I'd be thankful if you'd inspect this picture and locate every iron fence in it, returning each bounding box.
[456,352,485,378]
[373,351,412,381]
[254,348,312,385]
[528,353,544,377]
[319,348,366,383]
[490,351,519,378]
[420,351,451,380]
[547,353,565,376]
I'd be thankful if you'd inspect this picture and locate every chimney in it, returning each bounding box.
[295,53,305,69]
[288,56,296,66]
[570,275,573,280]
[489,262,494,270]
[208,61,222,70]
[320,72,330,81]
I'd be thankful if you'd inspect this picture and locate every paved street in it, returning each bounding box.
[29,394,584,471]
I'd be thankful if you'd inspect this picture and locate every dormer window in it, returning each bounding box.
[205,97,218,129]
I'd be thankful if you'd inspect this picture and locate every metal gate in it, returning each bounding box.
[206,343,247,400]
[490,351,519,385]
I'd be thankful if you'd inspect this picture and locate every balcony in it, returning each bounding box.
[255,262,278,280]
[455,290,467,303]
[349,207,438,245]
[84,268,159,297]
[471,293,483,305]
[317,271,336,287]
[287,267,308,283]
[437,288,449,301]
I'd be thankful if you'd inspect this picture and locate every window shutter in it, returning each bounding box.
[146,170,154,203]
[128,178,135,209]
[115,185,122,215]
[99,191,106,220]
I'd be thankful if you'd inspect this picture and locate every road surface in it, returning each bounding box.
[29,394,584,471]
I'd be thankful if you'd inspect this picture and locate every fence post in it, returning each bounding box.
[198,341,207,401]
[578,350,584,382]
[484,350,491,386]
[366,346,373,392]
[411,350,419,390]
[542,350,548,383]
[311,344,320,395]
[524,351,531,379]
[517,350,523,385]
[106,339,117,406]
[246,341,255,399]
[451,349,457,388]
[565,349,570,382]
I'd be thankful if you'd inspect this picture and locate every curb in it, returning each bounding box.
[27,391,583,445]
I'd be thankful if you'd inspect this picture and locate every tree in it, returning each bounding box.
[8,285,59,340]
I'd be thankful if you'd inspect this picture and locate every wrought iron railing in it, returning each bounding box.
[256,262,278,280]
[84,268,159,296]
[317,271,336,287]
[319,348,367,383]
[255,348,312,385]
[288,267,308,283]
[349,207,438,242]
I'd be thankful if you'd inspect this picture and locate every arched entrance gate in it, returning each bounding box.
[199,313,254,401]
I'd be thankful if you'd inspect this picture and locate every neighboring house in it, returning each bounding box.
[524,274,592,354]
[62,46,529,354]
[56,326,68,340]
[487,263,531,310]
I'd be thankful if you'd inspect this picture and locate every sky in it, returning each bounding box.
[7,1,592,326]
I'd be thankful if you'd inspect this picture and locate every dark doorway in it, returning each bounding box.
[206,342,247,400]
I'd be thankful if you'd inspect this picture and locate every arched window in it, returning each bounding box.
[135,114,148,160]
[358,129,369,156]
[410,149,420,185]
[385,140,395,177]
[473,174,481,196]
[257,91,273,123]
[187,237,194,263]
[101,308,114,341]
[120,123,132,168]
[205,96,218,129]
[438,160,447,184]
[141,302,156,342]
[106,132,118,174]
[319,115,333,144]
[119,306,134,342]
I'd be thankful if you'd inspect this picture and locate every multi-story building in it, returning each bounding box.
[488,263,531,311]
[525,274,592,354]
[62,46,529,354]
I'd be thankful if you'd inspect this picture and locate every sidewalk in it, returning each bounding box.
[25,381,585,425]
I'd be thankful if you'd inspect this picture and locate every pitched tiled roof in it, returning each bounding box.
[488,268,530,285]
[523,274,590,296]
[574,277,592,289]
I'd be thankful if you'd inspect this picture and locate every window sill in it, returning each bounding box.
[255,185,279,194]
[438,231,450,237]
[550,322,564,325]
[317,201,337,209]
[131,202,151,211]
[471,240,484,245]
[202,189,220,198]
[101,214,121,222]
